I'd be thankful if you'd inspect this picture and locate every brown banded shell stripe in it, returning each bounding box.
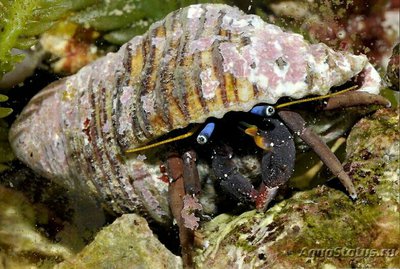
[98,85,135,213]
[168,5,209,126]
[156,9,191,128]
[94,83,134,213]
[61,82,98,194]
[106,53,142,211]
[62,89,96,194]
[115,37,151,147]
[218,27,239,104]
[167,9,194,126]
[115,41,147,147]
[211,9,229,107]
[156,8,198,131]
[71,78,113,207]
[252,82,259,97]
[140,23,168,139]
[152,10,182,133]
[191,5,210,115]
[227,21,255,104]
[128,42,148,144]
[135,31,156,139]
[87,81,122,210]
[112,42,138,149]
[196,8,229,114]
[90,81,118,207]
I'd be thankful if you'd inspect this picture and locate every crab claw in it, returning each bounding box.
[216,119,296,211]
[255,118,296,210]
[256,183,279,211]
[212,144,258,204]
[277,110,358,199]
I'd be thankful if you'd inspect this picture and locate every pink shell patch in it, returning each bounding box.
[200,68,220,99]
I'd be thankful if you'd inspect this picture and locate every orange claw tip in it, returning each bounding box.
[254,136,271,151]
[244,126,258,137]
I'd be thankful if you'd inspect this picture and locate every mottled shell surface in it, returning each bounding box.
[9,4,381,223]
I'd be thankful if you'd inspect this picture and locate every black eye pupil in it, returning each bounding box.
[266,106,274,116]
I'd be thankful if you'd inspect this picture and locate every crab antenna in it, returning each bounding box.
[238,121,254,130]
[275,85,358,109]
[125,125,200,154]
[196,122,215,144]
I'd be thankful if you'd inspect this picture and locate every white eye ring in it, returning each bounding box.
[196,122,215,145]
[265,106,275,117]
[196,134,208,144]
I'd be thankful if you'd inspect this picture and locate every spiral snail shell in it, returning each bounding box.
[9,4,381,224]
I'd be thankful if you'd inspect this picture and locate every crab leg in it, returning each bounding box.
[182,150,201,196]
[323,91,391,110]
[166,153,194,268]
[277,110,358,199]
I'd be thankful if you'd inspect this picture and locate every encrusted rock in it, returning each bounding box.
[0,185,74,267]
[386,43,399,91]
[55,214,182,269]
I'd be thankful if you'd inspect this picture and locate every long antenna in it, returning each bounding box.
[125,125,200,154]
[275,85,358,109]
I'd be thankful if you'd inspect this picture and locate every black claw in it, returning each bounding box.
[259,118,296,189]
[212,144,258,204]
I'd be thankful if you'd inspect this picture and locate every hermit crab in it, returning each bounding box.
[9,4,390,228]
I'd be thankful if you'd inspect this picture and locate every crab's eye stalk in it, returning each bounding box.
[250,105,275,117]
[265,106,275,116]
[196,122,215,144]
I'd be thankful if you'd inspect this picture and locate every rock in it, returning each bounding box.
[0,185,74,268]
[56,214,182,269]
[193,108,399,268]
[386,43,399,91]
